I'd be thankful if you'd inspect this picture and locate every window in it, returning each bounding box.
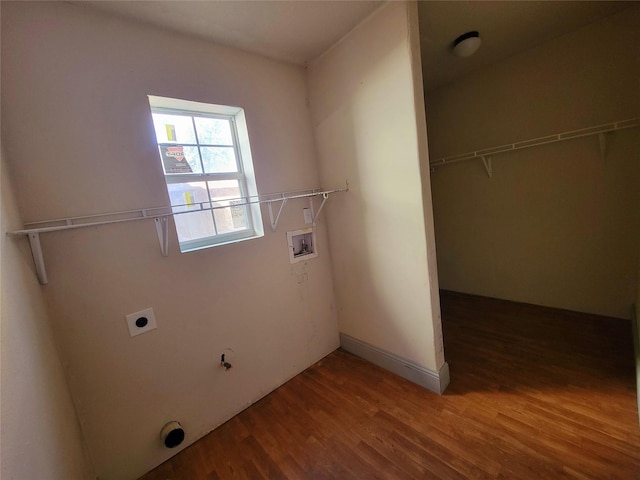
[148,96,263,252]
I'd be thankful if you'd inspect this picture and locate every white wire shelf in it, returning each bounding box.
[8,183,348,285]
[429,118,640,178]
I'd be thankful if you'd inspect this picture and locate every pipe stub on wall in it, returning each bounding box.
[160,421,185,449]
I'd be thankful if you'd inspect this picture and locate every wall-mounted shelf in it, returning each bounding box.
[266,185,346,232]
[429,118,640,178]
[7,184,348,285]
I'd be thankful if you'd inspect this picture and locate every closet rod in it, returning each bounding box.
[8,185,348,285]
[429,117,640,168]
[11,186,348,236]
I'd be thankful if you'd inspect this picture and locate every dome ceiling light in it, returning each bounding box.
[453,31,481,57]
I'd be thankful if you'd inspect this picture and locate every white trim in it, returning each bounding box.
[339,333,450,394]
[148,95,242,116]
[148,95,260,251]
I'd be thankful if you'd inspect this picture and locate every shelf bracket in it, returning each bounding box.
[154,216,169,257]
[481,156,493,178]
[267,198,288,231]
[308,197,315,221]
[312,193,330,225]
[598,132,608,161]
[28,232,48,285]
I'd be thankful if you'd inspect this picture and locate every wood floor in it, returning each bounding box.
[140,291,640,479]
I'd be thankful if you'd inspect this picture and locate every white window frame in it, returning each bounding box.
[148,96,264,252]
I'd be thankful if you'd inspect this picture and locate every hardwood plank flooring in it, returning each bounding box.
[140,291,640,479]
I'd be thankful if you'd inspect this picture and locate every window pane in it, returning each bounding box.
[167,182,209,208]
[159,145,202,174]
[174,211,216,242]
[208,179,241,201]
[208,180,249,233]
[152,113,196,144]
[168,182,216,241]
[194,117,233,145]
[219,202,249,231]
[200,147,237,173]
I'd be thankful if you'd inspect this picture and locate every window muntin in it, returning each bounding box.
[150,103,260,252]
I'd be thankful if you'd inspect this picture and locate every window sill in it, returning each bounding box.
[179,231,264,253]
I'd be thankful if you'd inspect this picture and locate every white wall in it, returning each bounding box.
[1,2,338,478]
[308,2,445,373]
[1,150,93,479]
[427,6,640,319]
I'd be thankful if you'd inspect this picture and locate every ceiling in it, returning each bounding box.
[76,1,384,65]
[76,1,633,91]
[418,1,633,91]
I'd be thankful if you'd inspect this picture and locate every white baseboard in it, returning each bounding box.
[339,333,450,394]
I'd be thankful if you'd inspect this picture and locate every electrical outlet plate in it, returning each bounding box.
[125,307,157,337]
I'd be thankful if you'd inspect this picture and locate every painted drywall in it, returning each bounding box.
[308,2,445,373]
[1,150,93,479]
[427,6,640,319]
[1,2,338,479]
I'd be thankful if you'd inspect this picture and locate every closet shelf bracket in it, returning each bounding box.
[598,132,608,161]
[28,232,48,285]
[312,193,330,225]
[21,216,170,285]
[265,183,348,231]
[481,156,493,178]
[155,216,169,257]
[267,198,288,232]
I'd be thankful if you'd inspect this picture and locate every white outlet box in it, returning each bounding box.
[125,308,157,337]
[287,227,318,264]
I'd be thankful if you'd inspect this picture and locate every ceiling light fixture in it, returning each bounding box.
[453,31,481,58]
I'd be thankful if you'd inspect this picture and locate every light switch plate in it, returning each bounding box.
[125,307,157,337]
